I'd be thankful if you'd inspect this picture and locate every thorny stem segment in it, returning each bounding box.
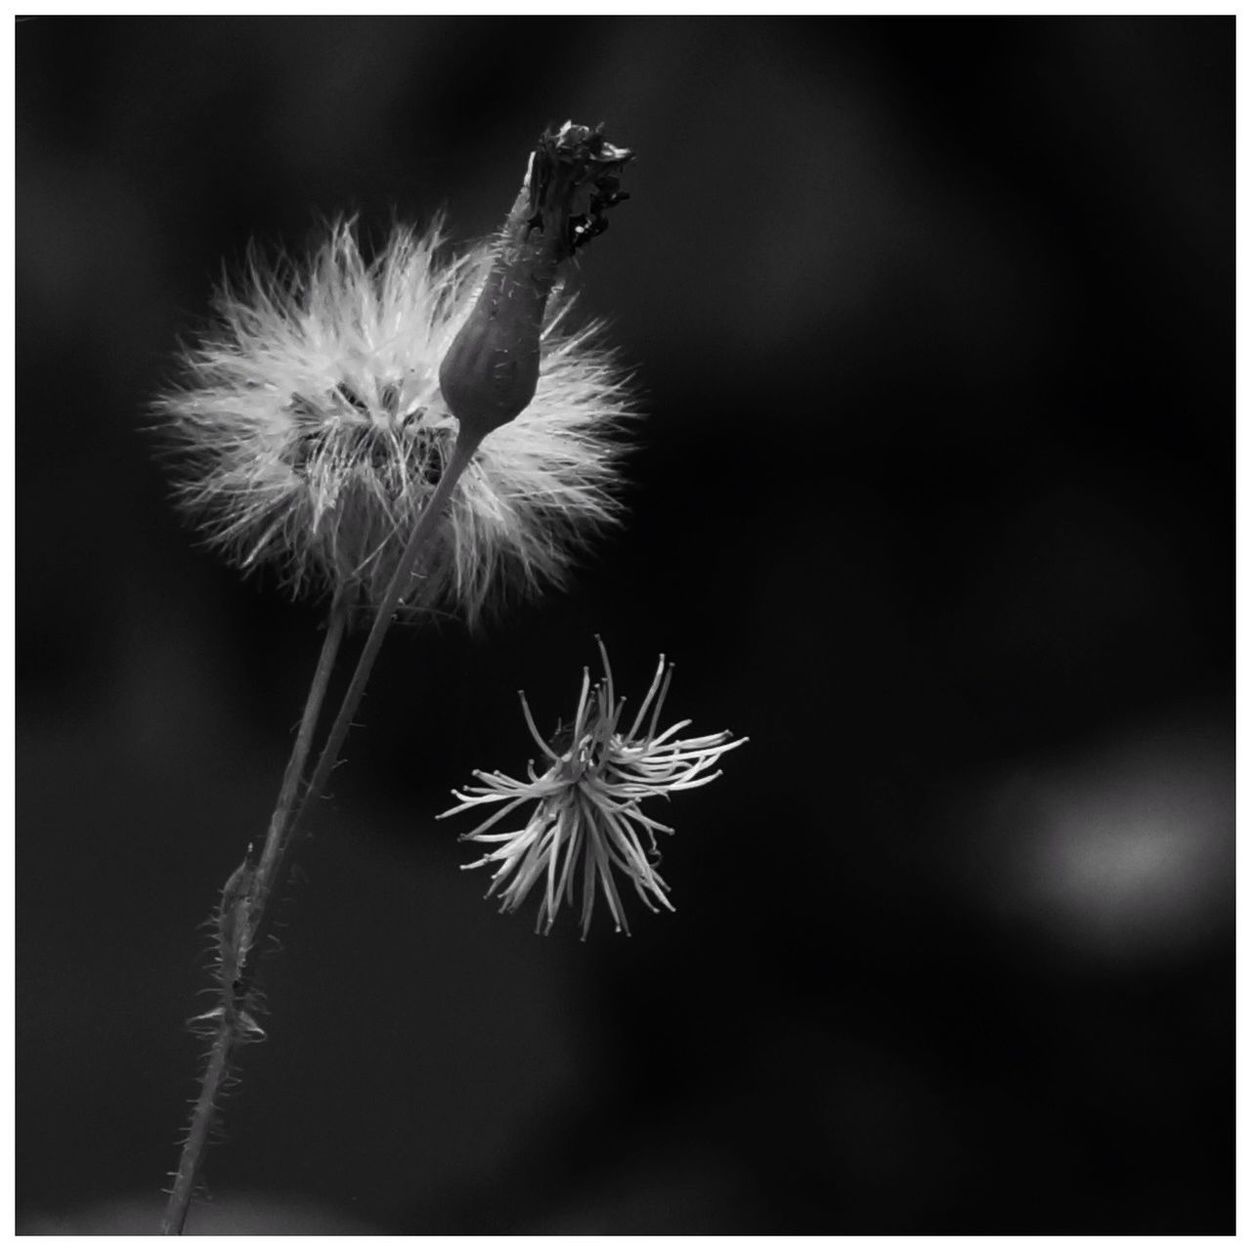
[161,435,479,1235]
[161,1022,235,1235]
[160,591,348,1236]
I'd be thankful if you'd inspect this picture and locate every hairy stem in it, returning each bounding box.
[161,1021,235,1236]
[162,432,479,1234]
[161,590,349,1236]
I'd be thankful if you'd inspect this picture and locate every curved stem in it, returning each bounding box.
[161,591,349,1236]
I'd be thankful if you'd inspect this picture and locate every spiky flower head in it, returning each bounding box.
[155,123,634,625]
[440,641,746,938]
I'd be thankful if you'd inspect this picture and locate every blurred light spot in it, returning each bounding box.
[969,713,1231,964]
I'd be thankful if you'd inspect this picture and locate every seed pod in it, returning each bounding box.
[439,121,633,442]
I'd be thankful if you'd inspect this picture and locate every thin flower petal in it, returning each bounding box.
[440,645,745,937]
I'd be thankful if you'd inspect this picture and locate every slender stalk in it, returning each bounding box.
[162,432,479,1235]
[161,591,349,1236]
[251,431,482,944]
[162,1022,235,1236]
[250,588,352,928]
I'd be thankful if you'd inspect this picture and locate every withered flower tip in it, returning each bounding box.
[438,121,634,441]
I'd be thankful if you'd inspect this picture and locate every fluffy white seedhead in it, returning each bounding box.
[156,220,633,625]
[441,640,747,938]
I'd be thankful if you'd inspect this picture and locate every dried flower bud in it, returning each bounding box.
[439,121,633,442]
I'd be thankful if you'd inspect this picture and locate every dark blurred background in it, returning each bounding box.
[17,16,1232,1235]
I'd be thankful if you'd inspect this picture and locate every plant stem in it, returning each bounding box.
[162,431,479,1234]
[161,1020,234,1236]
[248,588,351,938]
[161,590,348,1236]
[263,432,482,906]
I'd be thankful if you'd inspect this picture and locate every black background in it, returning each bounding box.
[17,16,1233,1234]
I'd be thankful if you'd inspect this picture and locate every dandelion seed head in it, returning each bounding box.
[440,641,747,938]
[156,124,635,625]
